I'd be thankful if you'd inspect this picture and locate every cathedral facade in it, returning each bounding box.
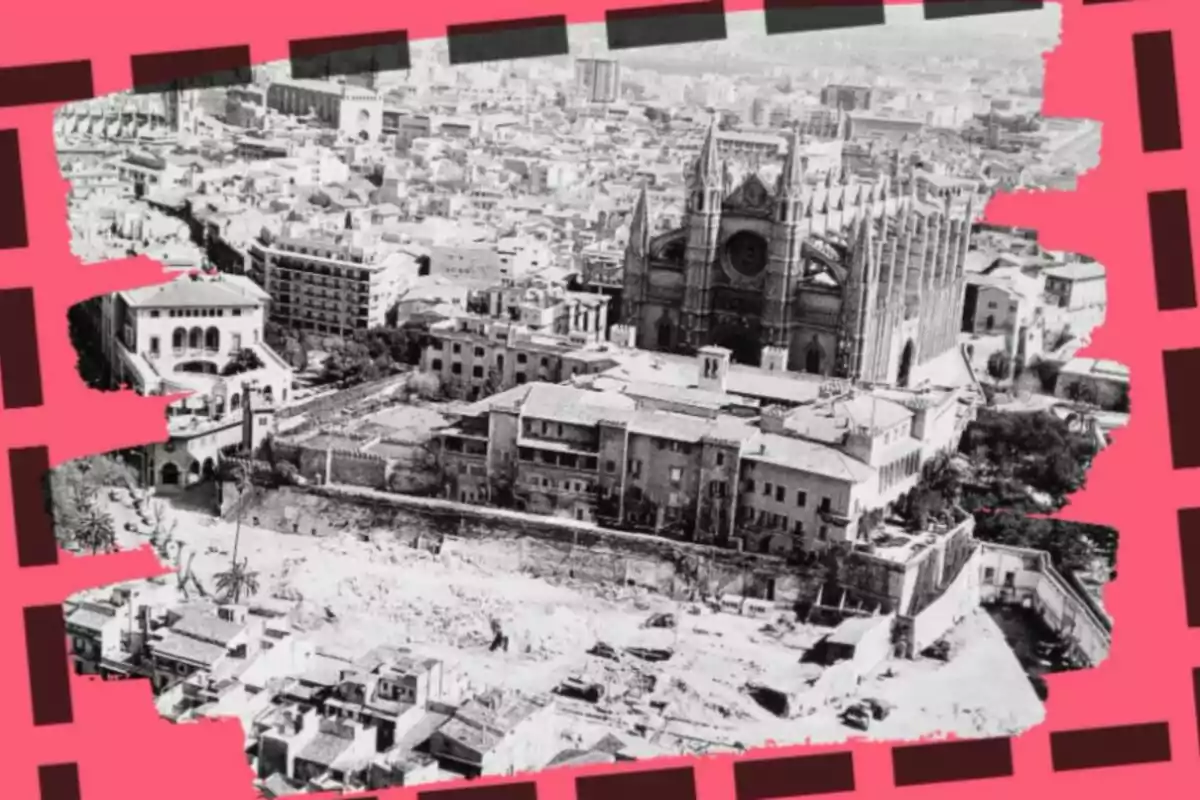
[621,123,976,388]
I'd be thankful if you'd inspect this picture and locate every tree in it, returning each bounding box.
[961,409,1097,501]
[987,350,1012,382]
[221,464,254,601]
[1114,383,1130,414]
[221,348,266,377]
[74,506,116,555]
[1032,359,1061,393]
[215,558,260,603]
[972,511,1098,573]
[50,454,138,548]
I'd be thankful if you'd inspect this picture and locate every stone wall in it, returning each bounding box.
[237,485,806,602]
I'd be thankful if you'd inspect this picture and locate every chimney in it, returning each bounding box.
[697,346,732,393]
[761,345,789,373]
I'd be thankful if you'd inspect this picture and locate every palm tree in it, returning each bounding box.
[229,465,252,578]
[215,557,260,604]
[74,506,116,554]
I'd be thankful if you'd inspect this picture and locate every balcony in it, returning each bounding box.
[819,508,852,527]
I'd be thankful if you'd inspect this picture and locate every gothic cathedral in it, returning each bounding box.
[621,121,976,388]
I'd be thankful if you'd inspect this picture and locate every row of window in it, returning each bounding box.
[744,479,832,512]
[518,447,599,471]
[152,308,245,319]
[527,474,594,493]
[737,506,831,541]
[880,452,921,492]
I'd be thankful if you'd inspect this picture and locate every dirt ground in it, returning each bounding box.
[102,490,1045,757]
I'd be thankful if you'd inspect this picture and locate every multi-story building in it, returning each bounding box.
[248,223,419,334]
[574,58,621,105]
[821,85,874,113]
[430,237,552,285]
[1042,261,1107,336]
[421,290,614,400]
[266,78,384,141]
[434,346,976,553]
[92,271,294,490]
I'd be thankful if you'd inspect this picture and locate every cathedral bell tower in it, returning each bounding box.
[763,125,807,362]
[620,184,651,338]
[681,119,723,352]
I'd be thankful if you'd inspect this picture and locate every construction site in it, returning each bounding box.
[95,482,1046,759]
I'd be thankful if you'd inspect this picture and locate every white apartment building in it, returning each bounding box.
[248,224,419,334]
[99,272,294,491]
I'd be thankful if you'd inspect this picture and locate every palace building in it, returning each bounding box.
[621,121,977,389]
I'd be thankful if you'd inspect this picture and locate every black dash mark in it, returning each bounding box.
[765,0,884,35]
[923,0,1043,20]
[447,16,568,65]
[0,129,29,250]
[734,752,855,798]
[1163,348,1200,469]
[290,30,411,80]
[0,288,44,408]
[893,738,1014,786]
[1179,509,1200,626]
[606,1,727,50]
[418,783,535,800]
[25,605,73,726]
[130,45,252,94]
[10,446,57,568]
[1149,191,1197,311]
[0,61,93,108]
[578,768,696,800]
[1050,723,1172,771]
[38,764,81,800]
[1134,31,1183,153]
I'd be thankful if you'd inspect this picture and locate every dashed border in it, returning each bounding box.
[0,0,1181,798]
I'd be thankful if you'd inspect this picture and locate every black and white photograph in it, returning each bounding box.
[53,5,1122,795]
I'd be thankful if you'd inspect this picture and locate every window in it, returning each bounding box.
[516,372,527,384]
[984,567,996,584]
[629,459,643,478]
[149,310,160,318]
[149,336,160,356]
[451,363,462,375]
[745,478,756,493]
[231,333,242,351]
[605,460,616,474]
[819,525,829,542]
[669,467,683,486]
[715,452,725,467]
[474,347,484,357]
[517,353,527,364]
[775,485,785,503]
[472,366,484,379]
[796,490,807,507]
[453,343,462,354]
[819,497,832,512]
[432,359,443,371]
[763,482,772,497]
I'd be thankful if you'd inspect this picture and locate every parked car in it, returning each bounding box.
[841,703,871,731]
[922,640,953,662]
[557,677,606,704]
[861,698,893,721]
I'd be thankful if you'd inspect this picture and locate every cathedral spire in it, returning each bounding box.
[629,183,650,257]
[694,116,722,186]
[843,212,878,383]
[778,123,806,196]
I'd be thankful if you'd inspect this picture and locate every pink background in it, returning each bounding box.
[0,0,1191,797]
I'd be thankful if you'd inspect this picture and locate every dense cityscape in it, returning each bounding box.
[54,8,1121,795]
